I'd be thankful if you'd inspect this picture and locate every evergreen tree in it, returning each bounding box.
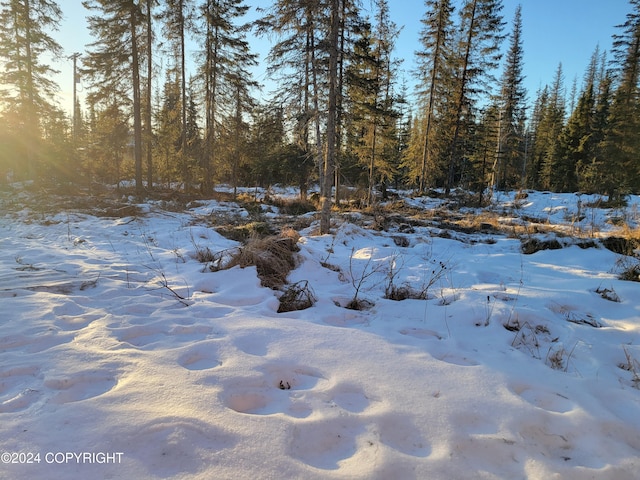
[446,0,505,194]
[184,78,203,176]
[226,56,258,198]
[582,74,613,194]
[538,63,567,190]
[553,83,594,192]
[160,0,193,188]
[197,0,253,193]
[86,101,130,186]
[414,0,455,193]
[0,0,63,179]
[83,0,146,194]
[246,105,286,188]
[525,86,548,189]
[144,0,157,188]
[472,105,500,204]
[155,74,182,187]
[256,0,328,194]
[602,0,640,199]
[345,0,401,205]
[494,4,527,191]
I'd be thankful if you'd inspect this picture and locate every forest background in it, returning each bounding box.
[1,0,640,227]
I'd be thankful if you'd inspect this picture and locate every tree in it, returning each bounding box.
[345,0,401,205]
[0,0,63,179]
[197,0,253,193]
[160,0,193,189]
[445,0,505,195]
[86,101,130,186]
[581,74,613,194]
[144,0,158,188]
[226,58,258,197]
[552,83,593,192]
[494,4,527,191]
[256,0,328,199]
[415,0,455,193]
[155,73,182,186]
[320,0,340,234]
[601,0,640,199]
[534,63,566,190]
[83,0,146,194]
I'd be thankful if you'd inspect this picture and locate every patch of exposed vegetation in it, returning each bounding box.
[206,230,300,289]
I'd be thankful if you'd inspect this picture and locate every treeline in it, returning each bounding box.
[1,0,639,209]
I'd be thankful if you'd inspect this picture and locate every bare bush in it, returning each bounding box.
[277,280,317,313]
[619,346,640,389]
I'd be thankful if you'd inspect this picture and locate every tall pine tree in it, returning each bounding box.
[197,0,253,193]
[0,0,63,179]
[415,0,454,193]
[83,0,146,194]
[601,0,640,200]
[494,4,526,191]
[446,0,505,194]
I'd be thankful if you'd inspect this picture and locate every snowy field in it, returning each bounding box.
[1,185,639,479]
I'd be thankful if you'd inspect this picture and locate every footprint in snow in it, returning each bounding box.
[288,416,364,470]
[44,370,118,404]
[221,364,328,418]
[509,382,575,413]
[0,388,42,413]
[177,343,222,371]
[0,366,43,413]
[114,323,213,348]
[398,327,443,340]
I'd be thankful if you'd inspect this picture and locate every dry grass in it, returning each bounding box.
[221,234,300,289]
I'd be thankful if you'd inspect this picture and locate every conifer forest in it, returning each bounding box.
[1,0,640,213]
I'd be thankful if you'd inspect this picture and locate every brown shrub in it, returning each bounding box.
[225,235,300,288]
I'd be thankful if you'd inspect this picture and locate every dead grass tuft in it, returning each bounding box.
[222,234,300,288]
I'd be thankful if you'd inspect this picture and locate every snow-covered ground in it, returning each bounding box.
[1,186,639,479]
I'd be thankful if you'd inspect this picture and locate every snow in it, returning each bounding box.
[1,186,639,479]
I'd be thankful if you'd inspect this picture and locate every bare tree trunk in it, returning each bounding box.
[145,0,153,190]
[130,2,144,195]
[24,0,36,179]
[420,1,447,194]
[180,0,188,192]
[446,0,477,196]
[320,0,340,234]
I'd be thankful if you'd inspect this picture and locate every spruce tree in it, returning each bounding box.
[0,0,63,179]
[83,0,146,194]
[494,4,527,191]
[583,74,613,194]
[602,0,640,199]
[415,0,455,193]
[256,0,328,195]
[538,63,566,190]
[155,74,182,187]
[446,0,505,194]
[197,0,253,193]
[553,84,594,192]
[160,0,193,189]
[345,0,400,205]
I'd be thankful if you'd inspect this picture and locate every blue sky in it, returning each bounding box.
[387,0,631,98]
[54,0,633,115]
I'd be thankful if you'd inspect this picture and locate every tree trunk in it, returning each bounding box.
[130,2,143,196]
[446,0,477,196]
[320,0,340,234]
[145,0,153,190]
